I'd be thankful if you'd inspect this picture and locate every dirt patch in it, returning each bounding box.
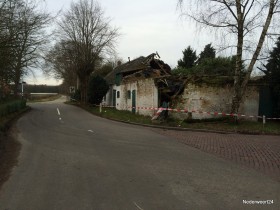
[0,128,21,190]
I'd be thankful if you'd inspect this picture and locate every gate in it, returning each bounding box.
[259,86,274,118]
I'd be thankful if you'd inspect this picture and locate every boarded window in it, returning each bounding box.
[117,91,120,98]
[127,90,131,99]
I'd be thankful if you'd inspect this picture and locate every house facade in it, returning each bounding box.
[104,53,262,120]
[104,53,171,116]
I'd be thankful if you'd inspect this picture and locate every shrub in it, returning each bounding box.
[0,100,26,118]
[71,89,81,101]
[88,75,109,105]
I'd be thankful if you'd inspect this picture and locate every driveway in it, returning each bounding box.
[154,129,280,182]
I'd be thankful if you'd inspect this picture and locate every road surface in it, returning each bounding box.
[0,96,279,209]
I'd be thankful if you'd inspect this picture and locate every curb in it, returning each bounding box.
[79,106,245,135]
[98,116,279,136]
[107,119,280,136]
[68,103,280,136]
[107,118,235,134]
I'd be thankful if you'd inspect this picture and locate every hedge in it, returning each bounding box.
[0,100,26,118]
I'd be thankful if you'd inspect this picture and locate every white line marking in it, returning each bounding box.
[134,202,144,210]
[57,108,61,116]
[88,130,94,133]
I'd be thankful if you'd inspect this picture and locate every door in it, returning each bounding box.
[113,89,116,107]
[132,90,136,114]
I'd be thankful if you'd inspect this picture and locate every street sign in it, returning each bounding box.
[69,86,75,93]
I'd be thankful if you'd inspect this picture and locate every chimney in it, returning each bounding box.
[128,57,130,62]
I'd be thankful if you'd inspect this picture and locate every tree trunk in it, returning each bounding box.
[13,68,21,97]
[231,0,275,114]
[231,0,243,114]
[79,75,89,104]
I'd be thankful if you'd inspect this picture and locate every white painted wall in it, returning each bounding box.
[105,80,260,120]
[116,78,158,116]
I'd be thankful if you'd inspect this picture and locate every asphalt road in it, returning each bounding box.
[0,96,279,210]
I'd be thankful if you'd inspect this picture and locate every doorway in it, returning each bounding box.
[132,90,136,114]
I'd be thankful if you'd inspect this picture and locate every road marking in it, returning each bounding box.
[57,108,61,116]
[88,130,94,133]
[134,202,144,210]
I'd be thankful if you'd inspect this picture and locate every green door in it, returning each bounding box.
[132,90,136,114]
[113,89,116,107]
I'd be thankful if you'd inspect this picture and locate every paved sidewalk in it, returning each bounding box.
[154,129,280,182]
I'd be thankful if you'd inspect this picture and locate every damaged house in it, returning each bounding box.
[104,53,173,116]
[104,53,261,120]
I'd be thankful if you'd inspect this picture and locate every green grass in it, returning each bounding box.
[68,102,280,135]
[82,105,153,125]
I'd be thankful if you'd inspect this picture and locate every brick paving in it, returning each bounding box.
[154,129,280,182]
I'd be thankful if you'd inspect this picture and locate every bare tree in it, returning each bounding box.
[0,0,16,85]
[44,40,78,87]
[11,0,52,95]
[0,0,52,95]
[56,0,119,103]
[178,0,280,113]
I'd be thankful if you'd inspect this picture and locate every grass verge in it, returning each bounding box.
[180,119,280,135]
[67,102,280,135]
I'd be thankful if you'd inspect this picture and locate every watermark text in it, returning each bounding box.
[243,200,274,205]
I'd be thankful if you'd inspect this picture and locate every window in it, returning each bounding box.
[127,90,131,99]
[117,91,120,98]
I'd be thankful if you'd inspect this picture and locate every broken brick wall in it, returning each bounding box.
[170,83,259,120]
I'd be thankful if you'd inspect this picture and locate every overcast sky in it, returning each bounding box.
[26,0,216,85]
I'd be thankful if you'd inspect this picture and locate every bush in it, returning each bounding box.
[71,89,81,101]
[0,100,26,118]
[88,75,109,105]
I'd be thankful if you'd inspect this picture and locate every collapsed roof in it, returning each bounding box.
[105,53,171,84]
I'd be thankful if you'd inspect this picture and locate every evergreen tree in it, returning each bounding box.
[197,43,216,64]
[177,46,197,68]
[93,62,114,77]
[173,55,238,77]
[264,37,280,81]
[87,75,109,105]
